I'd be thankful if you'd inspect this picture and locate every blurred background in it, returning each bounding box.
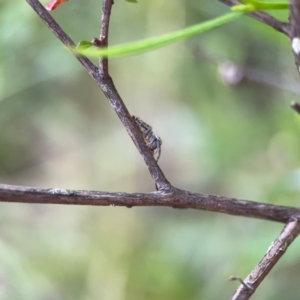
[1,0,300,299]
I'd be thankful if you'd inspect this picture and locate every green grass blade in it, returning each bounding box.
[238,0,288,10]
[76,11,243,58]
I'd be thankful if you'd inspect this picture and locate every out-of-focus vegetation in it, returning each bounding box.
[1,0,300,299]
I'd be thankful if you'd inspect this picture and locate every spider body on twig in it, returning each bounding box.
[132,116,162,161]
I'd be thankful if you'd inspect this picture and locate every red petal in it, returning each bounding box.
[46,0,68,10]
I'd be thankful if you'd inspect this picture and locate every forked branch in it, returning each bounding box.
[26,0,170,191]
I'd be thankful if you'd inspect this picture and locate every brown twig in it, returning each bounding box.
[219,0,290,36]
[289,0,300,73]
[26,0,171,191]
[1,184,300,223]
[229,276,253,290]
[95,0,170,191]
[98,0,113,76]
[230,218,300,300]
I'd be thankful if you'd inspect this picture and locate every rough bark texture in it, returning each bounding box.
[1,184,300,224]
[289,0,300,73]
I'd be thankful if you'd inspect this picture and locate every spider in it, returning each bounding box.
[132,116,162,161]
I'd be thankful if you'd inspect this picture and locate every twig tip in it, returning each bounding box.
[229,276,253,290]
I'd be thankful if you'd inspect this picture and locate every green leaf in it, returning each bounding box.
[238,0,288,10]
[75,11,244,58]
[76,40,93,51]
[231,4,255,12]
[125,0,138,2]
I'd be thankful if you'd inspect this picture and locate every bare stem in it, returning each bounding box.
[230,218,300,300]
[99,0,113,76]
[289,0,300,73]
[96,0,170,191]
[2,184,300,223]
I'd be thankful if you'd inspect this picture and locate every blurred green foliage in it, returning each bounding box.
[1,0,300,299]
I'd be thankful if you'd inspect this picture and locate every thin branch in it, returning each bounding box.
[26,0,171,191]
[1,184,300,223]
[230,218,300,300]
[289,0,300,73]
[99,0,113,76]
[229,276,253,290]
[219,0,290,36]
[96,0,171,191]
